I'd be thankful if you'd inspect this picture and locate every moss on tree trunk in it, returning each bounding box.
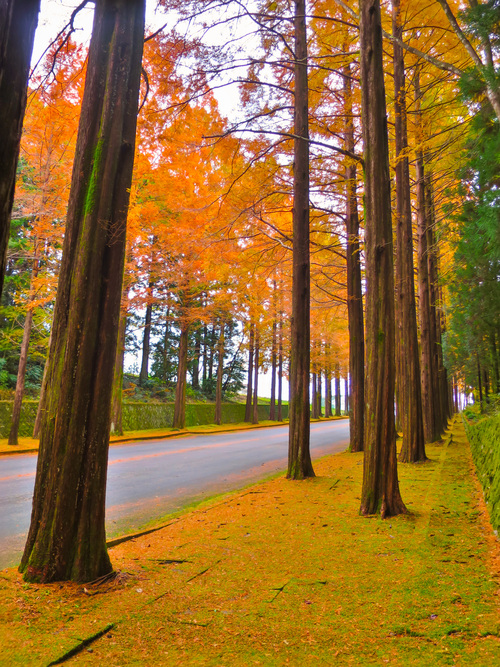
[20,0,145,583]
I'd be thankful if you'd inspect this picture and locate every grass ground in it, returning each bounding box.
[1,416,499,665]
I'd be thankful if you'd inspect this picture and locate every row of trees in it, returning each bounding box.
[0,0,497,581]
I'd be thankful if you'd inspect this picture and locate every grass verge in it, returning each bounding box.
[1,416,499,665]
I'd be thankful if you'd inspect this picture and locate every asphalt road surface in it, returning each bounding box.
[0,419,349,569]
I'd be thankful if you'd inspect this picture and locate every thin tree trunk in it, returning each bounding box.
[173,320,189,429]
[202,323,208,383]
[245,323,254,422]
[20,0,145,583]
[392,0,427,463]
[277,318,283,422]
[415,70,438,444]
[9,252,39,445]
[359,0,406,517]
[343,57,364,452]
[214,321,224,425]
[0,0,40,298]
[9,310,33,445]
[335,365,341,417]
[139,282,153,386]
[344,376,349,415]
[110,309,126,436]
[192,323,201,389]
[270,316,277,420]
[252,330,260,424]
[426,184,445,437]
[311,370,318,419]
[317,370,322,417]
[325,363,332,418]
[287,0,314,479]
[477,353,483,407]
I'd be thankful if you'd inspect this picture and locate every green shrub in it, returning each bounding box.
[0,400,289,438]
[465,410,500,534]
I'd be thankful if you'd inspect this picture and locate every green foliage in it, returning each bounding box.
[0,400,39,438]
[443,85,500,393]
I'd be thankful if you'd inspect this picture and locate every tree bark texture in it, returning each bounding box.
[287,0,314,479]
[173,320,189,429]
[359,0,406,517]
[343,58,365,452]
[0,0,40,298]
[392,0,426,463]
[20,0,145,583]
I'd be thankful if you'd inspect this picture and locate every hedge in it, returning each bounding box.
[0,400,289,438]
[465,411,500,534]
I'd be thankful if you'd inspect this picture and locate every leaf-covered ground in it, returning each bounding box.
[1,416,499,665]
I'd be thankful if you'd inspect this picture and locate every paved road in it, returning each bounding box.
[0,419,349,569]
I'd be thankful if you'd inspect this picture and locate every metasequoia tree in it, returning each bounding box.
[20,0,145,583]
[288,0,314,479]
[359,0,406,517]
[0,0,40,298]
[392,0,426,463]
[342,53,364,452]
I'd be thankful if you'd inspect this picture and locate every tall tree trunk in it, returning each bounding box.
[208,325,214,380]
[392,0,427,463]
[20,0,145,583]
[477,353,483,408]
[214,321,224,425]
[245,323,254,422]
[277,318,283,422]
[162,304,171,383]
[335,365,341,417]
[192,323,201,389]
[288,0,314,479]
[492,331,499,394]
[344,376,349,415]
[270,315,277,420]
[202,323,208,383]
[317,370,322,417]
[110,309,126,436]
[252,330,260,424]
[139,282,153,386]
[426,183,445,436]
[173,319,189,429]
[9,252,39,445]
[0,0,40,298]
[311,370,318,419]
[415,70,438,444]
[343,58,365,452]
[325,362,332,418]
[359,0,406,517]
